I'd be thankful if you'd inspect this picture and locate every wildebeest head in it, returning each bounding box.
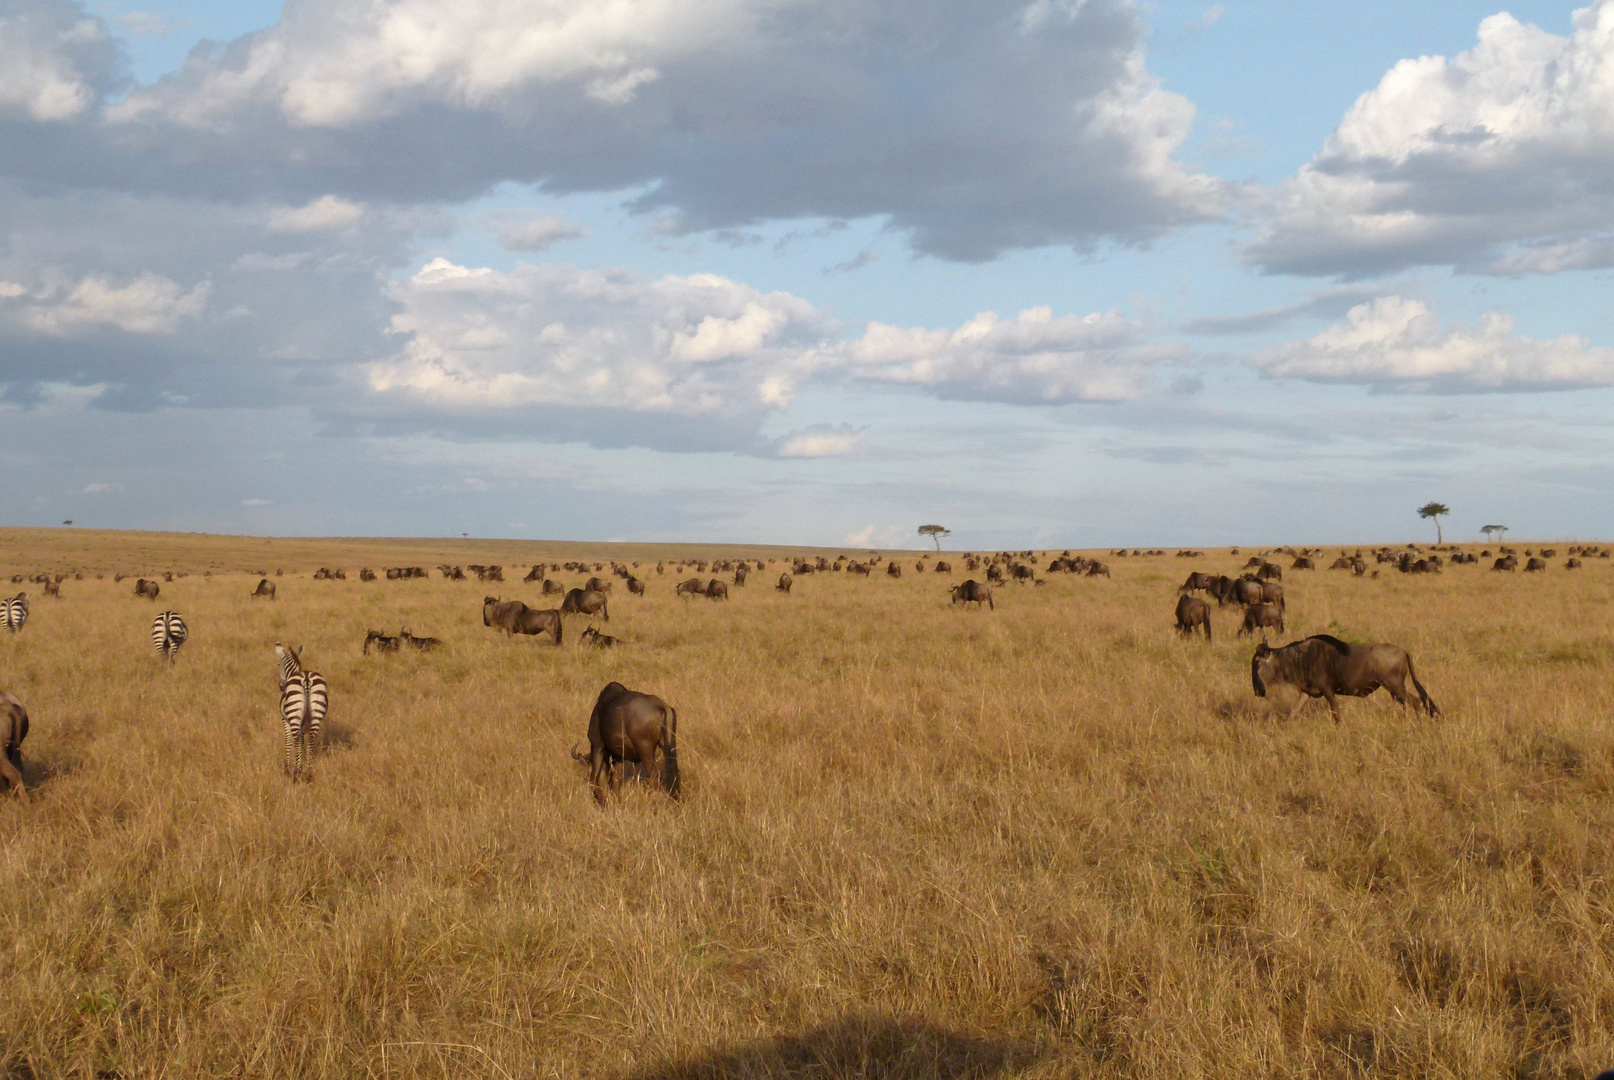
[1251,642,1274,697]
[482,596,500,626]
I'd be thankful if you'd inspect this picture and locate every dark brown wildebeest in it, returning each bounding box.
[950,579,993,610]
[585,576,612,594]
[1,691,28,802]
[1239,602,1285,639]
[1256,562,1282,581]
[1086,562,1110,579]
[1224,578,1263,607]
[571,681,679,805]
[887,562,902,578]
[776,572,793,594]
[483,596,563,644]
[1180,571,1218,594]
[542,578,565,595]
[1291,556,1315,570]
[1258,581,1284,608]
[563,588,610,621]
[399,628,442,651]
[1252,634,1438,722]
[627,576,646,595]
[934,561,952,573]
[42,579,60,598]
[733,566,748,586]
[252,578,276,600]
[1567,557,1583,569]
[1492,555,1518,571]
[706,579,729,601]
[676,578,707,598]
[363,629,400,654]
[523,564,545,583]
[1525,557,1548,572]
[581,626,620,648]
[1174,594,1210,641]
[360,568,378,582]
[134,578,159,599]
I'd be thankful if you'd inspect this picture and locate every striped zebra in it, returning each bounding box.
[280,671,328,780]
[2,593,29,633]
[274,641,304,692]
[151,611,188,663]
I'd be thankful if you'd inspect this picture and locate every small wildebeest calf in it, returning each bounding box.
[252,578,276,600]
[951,579,993,610]
[572,682,679,805]
[563,588,610,621]
[1252,634,1438,722]
[363,629,400,654]
[676,577,708,598]
[1174,594,1211,641]
[706,579,729,601]
[399,628,442,651]
[581,626,620,648]
[1239,602,1285,639]
[483,597,563,644]
[134,578,160,599]
[1,691,28,802]
[776,573,793,594]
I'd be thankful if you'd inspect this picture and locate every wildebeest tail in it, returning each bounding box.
[661,705,680,799]
[1407,656,1438,717]
[1250,652,1265,697]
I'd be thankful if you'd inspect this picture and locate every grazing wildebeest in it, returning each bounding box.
[676,578,708,598]
[1258,581,1284,608]
[399,628,442,651]
[1291,556,1315,570]
[1239,602,1285,639]
[1256,562,1282,581]
[627,576,646,595]
[524,564,545,583]
[1224,578,1264,607]
[1567,557,1583,569]
[42,579,60,598]
[483,597,563,644]
[706,579,729,601]
[887,562,902,578]
[950,579,994,610]
[0,691,28,802]
[581,626,620,648]
[541,578,565,595]
[1086,562,1110,578]
[563,588,610,621]
[776,572,793,594]
[934,561,951,573]
[733,566,748,586]
[585,576,613,594]
[571,682,679,805]
[1252,634,1438,722]
[252,578,276,600]
[1174,594,1211,641]
[1492,556,1518,571]
[360,567,378,582]
[134,578,159,599]
[1525,557,1548,572]
[363,629,400,654]
[1180,571,1218,594]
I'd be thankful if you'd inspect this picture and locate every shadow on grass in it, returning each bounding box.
[628,1015,1040,1080]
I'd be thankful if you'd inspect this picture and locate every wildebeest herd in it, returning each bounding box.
[0,540,1599,803]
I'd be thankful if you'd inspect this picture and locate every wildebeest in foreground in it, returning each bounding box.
[134,578,160,599]
[252,578,276,600]
[572,682,679,805]
[0,691,28,802]
[1238,602,1285,639]
[776,573,793,594]
[1174,594,1210,641]
[706,579,729,601]
[1252,635,1438,722]
[677,578,708,598]
[562,588,610,621]
[483,597,563,644]
[951,579,993,610]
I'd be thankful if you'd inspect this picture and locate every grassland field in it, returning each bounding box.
[2,526,1613,1079]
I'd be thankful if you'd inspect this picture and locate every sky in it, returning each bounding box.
[1,0,1612,549]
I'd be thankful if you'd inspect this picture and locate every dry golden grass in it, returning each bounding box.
[2,528,1614,1079]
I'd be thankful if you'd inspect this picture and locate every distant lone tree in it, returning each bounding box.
[1481,524,1509,543]
[1418,502,1450,544]
[917,524,952,551]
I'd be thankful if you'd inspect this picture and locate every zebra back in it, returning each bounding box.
[151,611,188,662]
[275,642,304,692]
[280,671,328,778]
[3,595,27,632]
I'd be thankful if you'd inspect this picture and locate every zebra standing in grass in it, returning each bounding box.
[2,593,29,632]
[151,611,188,663]
[274,641,304,692]
[280,669,328,780]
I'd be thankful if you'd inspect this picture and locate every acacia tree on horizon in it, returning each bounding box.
[1418,502,1451,544]
[917,524,951,551]
[1481,524,1509,543]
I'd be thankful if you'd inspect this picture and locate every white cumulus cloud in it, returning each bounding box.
[498,216,587,252]
[0,2,113,121]
[775,425,861,458]
[1251,1,1614,276]
[267,195,366,232]
[18,273,211,335]
[1252,296,1614,392]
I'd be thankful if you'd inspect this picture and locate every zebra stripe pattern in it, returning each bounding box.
[151,611,188,663]
[280,671,328,780]
[275,642,304,692]
[2,593,29,633]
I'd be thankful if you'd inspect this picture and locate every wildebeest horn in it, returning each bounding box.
[570,742,588,763]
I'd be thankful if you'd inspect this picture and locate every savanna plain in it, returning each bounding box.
[2,527,1614,1080]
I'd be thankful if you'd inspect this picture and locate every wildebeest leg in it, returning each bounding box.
[589,749,609,805]
[1323,689,1342,724]
[0,750,25,802]
[1284,694,1307,724]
